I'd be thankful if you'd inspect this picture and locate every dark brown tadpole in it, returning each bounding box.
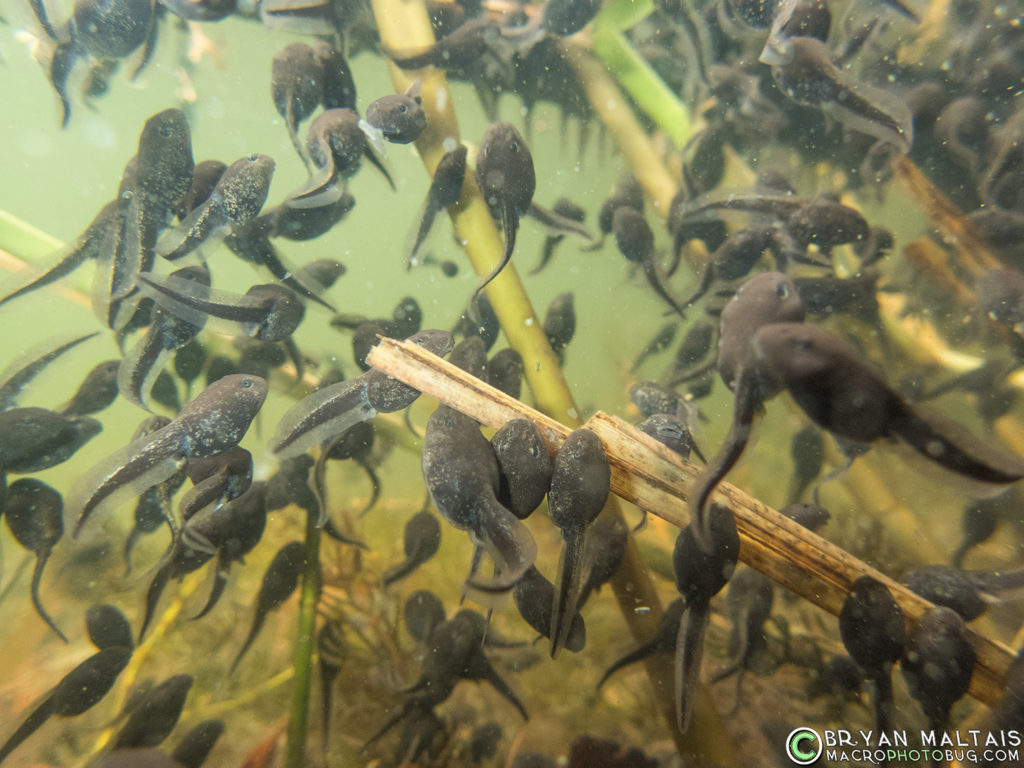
[422,405,537,592]
[171,719,225,768]
[487,348,524,399]
[289,108,394,209]
[901,607,975,734]
[366,80,427,144]
[951,497,1002,568]
[136,274,305,344]
[271,329,453,460]
[752,322,1024,487]
[71,374,267,537]
[681,226,776,309]
[73,0,154,60]
[839,576,905,736]
[470,122,536,318]
[612,207,687,318]
[709,568,775,714]
[597,598,685,689]
[577,514,628,609]
[513,566,586,653]
[123,108,195,291]
[388,16,501,72]
[548,429,610,657]
[531,197,586,275]
[637,413,703,462]
[317,619,345,753]
[315,42,356,110]
[231,540,307,673]
[112,674,193,749]
[673,503,740,733]
[177,446,253,523]
[59,359,120,416]
[543,292,576,362]
[0,332,98,411]
[0,200,117,308]
[491,418,553,520]
[4,478,66,641]
[119,265,211,411]
[157,154,275,261]
[631,321,679,373]
[139,483,267,640]
[0,407,101,476]
[383,510,442,586]
[0,646,132,764]
[689,272,804,551]
[404,589,446,645]
[788,424,824,502]
[408,145,467,269]
[765,36,913,153]
[271,42,324,170]
[86,604,134,652]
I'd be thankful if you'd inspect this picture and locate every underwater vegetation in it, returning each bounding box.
[2,0,1024,766]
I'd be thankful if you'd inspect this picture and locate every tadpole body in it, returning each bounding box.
[672,504,740,732]
[548,429,610,657]
[230,540,306,673]
[4,478,66,641]
[839,576,905,736]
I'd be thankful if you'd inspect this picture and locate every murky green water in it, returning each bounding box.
[0,1,1023,767]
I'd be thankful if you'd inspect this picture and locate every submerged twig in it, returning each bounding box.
[367,336,1014,707]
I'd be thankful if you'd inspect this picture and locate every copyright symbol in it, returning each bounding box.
[786,727,822,765]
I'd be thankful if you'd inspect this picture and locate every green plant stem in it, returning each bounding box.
[284,510,322,768]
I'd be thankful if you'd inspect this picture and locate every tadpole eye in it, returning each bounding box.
[159,123,172,138]
[796,337,812,352]
[774,282,790,299]
[241,378,253,388]
[399,104,408,114]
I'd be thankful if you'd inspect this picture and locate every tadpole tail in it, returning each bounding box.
[355,460,381,518]
[872,668,896,736]
[893,403,1024,486]
[28,0,60,39]
[130,12,159,81]
[0,693,57,764]
[319,659,340,754]
[465,502,537,593]
[690,370,763,553]
[407,199,440,270]
[230,609,268,675]
[285,97,311,173]
[530,235,562,275]
[640,251,687,319]
[139,560,173,642]
[674,600,709,734]
[190,554,230,620]
[123,527,141,577]
[550,527,586,658]
[468,205,517,324]
[363,148,395,192]
[477,656,529,721]
[382,556,419,587]
[323,518,368,549]
[596,637,663,690]
[29,553,66,643]
[680,264,714,311]
[312,433,335,529]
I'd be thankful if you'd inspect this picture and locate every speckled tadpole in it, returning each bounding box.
[548,428,610,657]
[422,406,537,593]
[69,373,267,537]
